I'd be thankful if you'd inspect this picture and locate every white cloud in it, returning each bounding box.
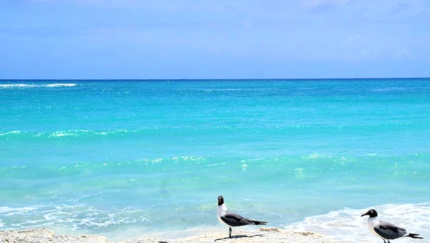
[360,48,383,59]
[347,34,364,43]
[32,0,58,2]
[302,0,350,11]
[357,48,415,60]
[391,48,414,59]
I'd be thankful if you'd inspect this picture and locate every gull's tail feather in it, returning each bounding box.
[407,233,423,239]
[250,220,267,225]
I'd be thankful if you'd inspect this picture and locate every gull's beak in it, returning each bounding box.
[361,212,368,217]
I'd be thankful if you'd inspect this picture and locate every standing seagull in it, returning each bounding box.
[361,209,423,243]
[217,195,267,238]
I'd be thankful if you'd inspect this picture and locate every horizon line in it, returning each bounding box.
[1,77,429,81]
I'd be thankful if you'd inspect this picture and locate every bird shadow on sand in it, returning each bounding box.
[214,234,263,241]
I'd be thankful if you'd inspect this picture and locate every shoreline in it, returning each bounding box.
[0,227,338,243]
[2,204,426,243]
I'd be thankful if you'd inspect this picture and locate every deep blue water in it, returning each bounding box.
[1,79,430,241]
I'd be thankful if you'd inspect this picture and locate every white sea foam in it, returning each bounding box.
[371,87,409,92]
[0,83,77,88]
[47,129,135,138]
[285,203,430,242]
[1,84,26,88]
[44,83,77,87]
[0,84,37,88]
[49,131,81,138]
[0,203,149,233]
[0,206,40,214]
[0,131,22,136]
[0,129,140,139]
[201,88,242,92]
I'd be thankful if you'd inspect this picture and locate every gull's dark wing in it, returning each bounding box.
[220,212,254,227]
[374,221,407,240]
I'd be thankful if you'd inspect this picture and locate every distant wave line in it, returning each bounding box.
[0,83,77,88]
[0,129,135,138]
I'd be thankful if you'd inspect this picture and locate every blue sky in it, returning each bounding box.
[1,0,429,79]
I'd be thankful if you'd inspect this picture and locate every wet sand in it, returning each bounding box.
[0,227,337,243]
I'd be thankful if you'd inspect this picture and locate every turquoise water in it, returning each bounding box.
[1,79,430,241]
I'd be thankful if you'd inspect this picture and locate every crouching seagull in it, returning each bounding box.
[217,195,267,238]
[361,209,423,243]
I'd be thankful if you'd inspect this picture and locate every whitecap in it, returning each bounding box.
[0,131,22,136]
[371,87,409,92]
[43,83,77,88]
[49,131,77,138]
[0,83,77,89]
[0,84,36,88]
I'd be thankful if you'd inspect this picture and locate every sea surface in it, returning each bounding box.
[1,79,430,241]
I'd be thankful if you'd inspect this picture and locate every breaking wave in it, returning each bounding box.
[285,203,430,242]
[0,83,77,88]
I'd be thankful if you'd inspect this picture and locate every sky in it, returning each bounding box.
[1,0,430,79]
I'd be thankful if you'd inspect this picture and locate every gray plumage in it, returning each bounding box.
[220,212,267,227]
[374,221,407,240]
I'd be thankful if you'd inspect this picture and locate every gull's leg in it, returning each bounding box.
[229,227,232,238]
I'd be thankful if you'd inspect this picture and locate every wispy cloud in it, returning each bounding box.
[302,0,350,12]
[1,0,428,78]
[347,34,364,43]
[0,26,76,37]
[357,48,415,60]
[360,48,384,59]
[391,48,414,60]
[32,0,58,2]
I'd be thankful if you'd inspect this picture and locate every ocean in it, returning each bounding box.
[1,79,430,242]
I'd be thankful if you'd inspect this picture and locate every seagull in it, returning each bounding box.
[217,195,267,238]
[361,209,423,243]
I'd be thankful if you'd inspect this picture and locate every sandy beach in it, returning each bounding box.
[0,227,337,243]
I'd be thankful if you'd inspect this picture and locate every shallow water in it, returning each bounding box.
[1,79,430,240]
